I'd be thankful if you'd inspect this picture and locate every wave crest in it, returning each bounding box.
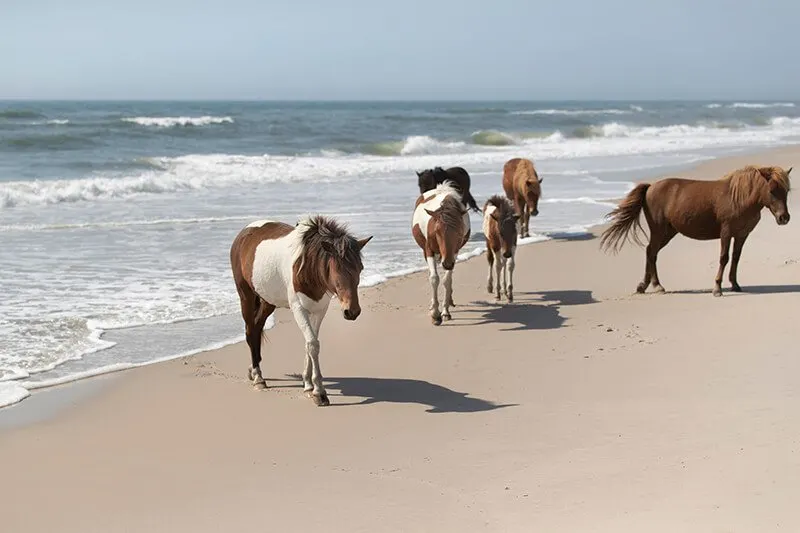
[121,116,234,127]
[470,130,518,146]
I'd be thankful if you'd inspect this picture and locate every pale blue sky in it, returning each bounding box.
[2,0,799,100]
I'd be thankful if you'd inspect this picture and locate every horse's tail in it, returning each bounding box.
[464,190,480,213]
[599,183,650,254]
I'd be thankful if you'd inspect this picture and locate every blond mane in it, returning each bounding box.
[728,165,791,209]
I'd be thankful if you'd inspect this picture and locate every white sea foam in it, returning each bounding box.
[512,108,633,116]
[729,103,795,109]
[0,382,29,408]
[47,119,70,125]
[121,116,234,127]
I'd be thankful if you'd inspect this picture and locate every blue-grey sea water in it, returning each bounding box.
[2,100,800,406]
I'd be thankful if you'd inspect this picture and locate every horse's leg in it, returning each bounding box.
[238,284,274,390]
[486,248,495,294]
[500,256,508,298]
[636,234,654,294]
[713,230,732,297]
[514,196,526,236]
[301,309,326,394]
[493,254,503,300]
[442,268,454,321]
[290,300,330,406]
[649,228,676,293]
[522,204,531,238]
[427,256,442,325]
[729,232,749,292]
[506,248,515,302]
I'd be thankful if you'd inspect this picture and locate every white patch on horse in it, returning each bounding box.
[246,219,275,228]
[482,204,497,238]
[412,181,466,242]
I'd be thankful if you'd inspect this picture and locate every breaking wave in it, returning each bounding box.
[121,116,235,127]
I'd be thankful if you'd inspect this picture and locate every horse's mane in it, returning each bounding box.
[728,165,791,209]
[294,215,363,289]
[484,195,516,224]
[437,195,468,233]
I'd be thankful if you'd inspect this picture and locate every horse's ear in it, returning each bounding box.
[757,167,773,180]
[424,208,438,218]
[357,236,373,250]
[416,171,422,177]
[788,167,793,175]
[538,177,543,184]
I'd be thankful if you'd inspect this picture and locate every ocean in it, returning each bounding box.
[2,100,800,407]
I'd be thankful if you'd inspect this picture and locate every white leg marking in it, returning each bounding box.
[442,268,454,320]
[427,255,441,323]
[290,299,329,403]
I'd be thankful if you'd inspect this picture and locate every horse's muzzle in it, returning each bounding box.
[778,213,791,225]
[343,308,361,321]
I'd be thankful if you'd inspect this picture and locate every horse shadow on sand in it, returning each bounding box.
[666,284,800,296]
[276,374,514,414]
[451,289,597,331]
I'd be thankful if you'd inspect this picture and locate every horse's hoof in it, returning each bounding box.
[487,284,493,294]
[311,393,330,407]
[731,284,742,292]
[253,380,267,391]
[712,287,723,297]
[442,312,452,321]
[508,295,514,303]
[653,284,666,294]
[636,284,647,294]
[431,315,442,326]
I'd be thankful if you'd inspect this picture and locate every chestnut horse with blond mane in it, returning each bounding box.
[230,216,372,406]
[600,165,791,296]
[503,158,543,238]
[412,181,471,325]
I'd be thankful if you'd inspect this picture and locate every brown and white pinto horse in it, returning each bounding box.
[230,215,372,406]
[503,157,543,238]
[483,195,519,302]
[412,181,471,325]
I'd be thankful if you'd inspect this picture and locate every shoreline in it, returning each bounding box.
[2,142,798,419]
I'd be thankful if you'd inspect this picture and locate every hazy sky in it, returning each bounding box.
[2,0,799,100]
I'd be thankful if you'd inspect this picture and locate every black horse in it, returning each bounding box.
[416,166,480,213]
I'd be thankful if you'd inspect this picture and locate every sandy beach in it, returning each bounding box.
[2,145,800,532]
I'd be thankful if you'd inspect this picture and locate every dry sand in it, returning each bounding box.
[2,146,800,532]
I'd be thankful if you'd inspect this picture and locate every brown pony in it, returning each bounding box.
[230,215,372,406]
[482,195,519,302]
[600,165,792,296]
[412,181,471,324]
[503,157,543,238]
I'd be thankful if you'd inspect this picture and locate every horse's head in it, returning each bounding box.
[417,169,434,194]
[761,166,792,225]
[525,176,543,217]
[326,235,372,321]
[492,211,519,258]
[426,197,468,270]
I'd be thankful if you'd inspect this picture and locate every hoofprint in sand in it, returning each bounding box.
[2,145,800,532]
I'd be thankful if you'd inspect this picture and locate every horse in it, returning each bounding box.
[412,181,471,325]
[483,195,519,302]
[417,166,480,212]
[502,158,543,238]
[230,215,373,406]
[600,165,791,296]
